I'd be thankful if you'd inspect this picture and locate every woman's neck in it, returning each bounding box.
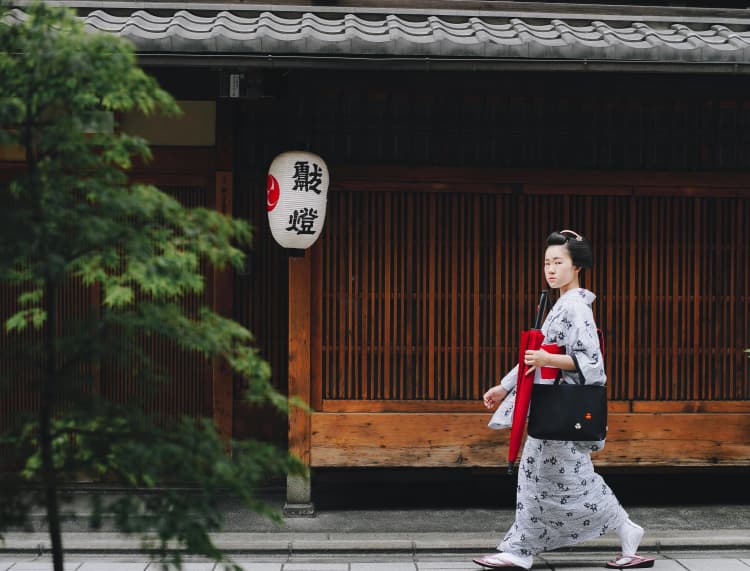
[559,280,580,296]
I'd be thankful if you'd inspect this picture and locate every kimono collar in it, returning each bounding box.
[558,288,596,306]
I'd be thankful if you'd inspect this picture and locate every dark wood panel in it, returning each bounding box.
[231,174,290,445]
[243,71,750,173]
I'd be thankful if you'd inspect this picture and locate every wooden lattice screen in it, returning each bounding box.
[318,190,750,405]
[0,185,215,437]
[100,185,214,419]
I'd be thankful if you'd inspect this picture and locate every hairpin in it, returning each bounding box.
[560,229,583,241]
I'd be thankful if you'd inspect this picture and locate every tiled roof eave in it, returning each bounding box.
[9,4,750,70]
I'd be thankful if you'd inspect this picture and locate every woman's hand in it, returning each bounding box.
[483,385,509,409]
[523,348,550,376]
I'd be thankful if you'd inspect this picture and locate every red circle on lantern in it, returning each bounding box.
[266,174,280,211]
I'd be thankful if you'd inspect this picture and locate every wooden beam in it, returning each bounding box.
[330,165,750,195]
[318,400,750,414]
[310,412,750,467]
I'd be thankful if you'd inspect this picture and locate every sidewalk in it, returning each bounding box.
[2,551,750,571]
[3,503,750,555]
[3,504,750,571]
[3,528,750,554]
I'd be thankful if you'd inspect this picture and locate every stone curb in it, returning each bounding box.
[2,531,750,555]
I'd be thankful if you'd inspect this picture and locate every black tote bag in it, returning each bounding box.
[527,382,607,441]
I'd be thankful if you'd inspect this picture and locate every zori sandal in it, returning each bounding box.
[605,554,656,569]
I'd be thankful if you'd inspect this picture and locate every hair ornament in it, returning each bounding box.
[560,229,583,242]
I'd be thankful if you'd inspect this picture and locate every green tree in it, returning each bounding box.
[0,4,304,570]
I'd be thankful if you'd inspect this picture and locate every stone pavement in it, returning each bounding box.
[2,551,750,571]
[2,473,749,569]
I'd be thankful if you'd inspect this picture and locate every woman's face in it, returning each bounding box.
[544,244,580,293]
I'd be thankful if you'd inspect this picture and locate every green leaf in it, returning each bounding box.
[5,308,46,332]
[103,284,134,308]
[18,289,43,307]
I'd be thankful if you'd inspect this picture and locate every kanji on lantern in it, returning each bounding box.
[286,208,318,235]
[292,161,324,194]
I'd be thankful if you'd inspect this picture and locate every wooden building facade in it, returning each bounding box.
[2,1,750,504]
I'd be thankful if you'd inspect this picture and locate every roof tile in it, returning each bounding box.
[9,5,750,65]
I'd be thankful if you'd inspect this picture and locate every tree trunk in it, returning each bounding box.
[41,281,64,571]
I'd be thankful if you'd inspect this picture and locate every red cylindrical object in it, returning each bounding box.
[507,329,545,468]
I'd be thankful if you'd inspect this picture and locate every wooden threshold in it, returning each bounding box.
[310,412,750,467]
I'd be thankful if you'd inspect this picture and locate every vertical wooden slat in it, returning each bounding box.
[405,195,414,399]
[346,191,354,399]
[339,194,348,399]
[383,194,391,399]
[693,200,703,401]
[473,196,480,401]
[670,198,679,401]
[361,193,371,400]
[450,197,458,400]
[427,195,436,400]
[212,171,233,441]
[496,199,512,384]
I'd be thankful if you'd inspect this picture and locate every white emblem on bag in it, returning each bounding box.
[574,423,582,430]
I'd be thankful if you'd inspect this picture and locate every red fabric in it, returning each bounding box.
[507,329,544,465]
[540,343,563,379]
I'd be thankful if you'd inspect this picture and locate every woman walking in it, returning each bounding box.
[473,230,654,570]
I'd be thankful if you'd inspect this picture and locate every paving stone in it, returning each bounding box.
[228,564,283,571]
[351,564,417,571]
[675,559,750,571]
[10,561,84,571]
[283,564,348,571]
[76,563,148,571]
[536,555,683,571]
[164,563,216,571]
[415,562,477,569]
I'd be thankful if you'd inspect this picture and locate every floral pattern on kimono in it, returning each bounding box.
[498,437,627,557]
[489,288,607,453]
[489,288,628,557]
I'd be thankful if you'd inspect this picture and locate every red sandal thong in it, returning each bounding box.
[605,554,656,569]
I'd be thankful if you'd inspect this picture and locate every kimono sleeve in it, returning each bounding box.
[566,304,606,386]
[499,364,519,392]
[488,365,519,430]
[487,365,519,430]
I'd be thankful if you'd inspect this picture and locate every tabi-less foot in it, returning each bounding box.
[604,554,656,569]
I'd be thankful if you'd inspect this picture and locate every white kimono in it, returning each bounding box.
[489,288,627,557]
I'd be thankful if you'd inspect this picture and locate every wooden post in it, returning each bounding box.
[285,250,314,515]
[212,101,234,443]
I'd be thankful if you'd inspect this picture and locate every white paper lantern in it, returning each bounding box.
[267,151,329,252]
